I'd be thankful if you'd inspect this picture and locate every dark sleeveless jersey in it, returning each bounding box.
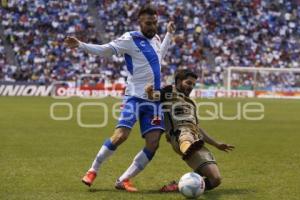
[160,85,199,136]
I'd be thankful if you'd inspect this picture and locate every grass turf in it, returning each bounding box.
[0,97,299,200]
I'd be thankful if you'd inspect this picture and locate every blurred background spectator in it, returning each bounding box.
[1,0,300,90]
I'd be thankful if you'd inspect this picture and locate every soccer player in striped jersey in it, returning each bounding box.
[64,5,175,192]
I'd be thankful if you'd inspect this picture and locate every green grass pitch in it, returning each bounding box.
[0,96,300,200]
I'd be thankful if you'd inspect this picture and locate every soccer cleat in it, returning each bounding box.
[82,170,97,187]
[115,179,138,192]
[160,180,179,192]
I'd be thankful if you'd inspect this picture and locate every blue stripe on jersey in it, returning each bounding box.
[130,32,161,90]
[124,53,133,75]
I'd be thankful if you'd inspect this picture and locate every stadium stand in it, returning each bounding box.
[1,0,300,90]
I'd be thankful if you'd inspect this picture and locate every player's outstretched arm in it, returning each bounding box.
[199,127,235,153]
[64,36,81,48]
[64,36,114,57]
[161,21,175,58]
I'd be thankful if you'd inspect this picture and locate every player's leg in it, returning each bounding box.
[120,129,162,180]
[82,127,132,186]
[190,146,220,191]
[115,130,162,192]
[116,101,164,191]
[82,97,137,186]
[89,127,131,173]
[197,163,222,190]
[160,127,203,192]
[177,127,204,160]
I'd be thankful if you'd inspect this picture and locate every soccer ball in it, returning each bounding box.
[178,172,205,199]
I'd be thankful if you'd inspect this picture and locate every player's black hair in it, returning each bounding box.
[138,4,157,18]
[175,69,198,85]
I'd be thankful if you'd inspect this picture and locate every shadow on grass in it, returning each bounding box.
[88,188,179,195]
[204,188,256,199]
[142,190,178,194]
[88,188,120,193]
[87,187,255,199]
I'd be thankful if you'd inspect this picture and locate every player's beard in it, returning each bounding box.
[142,30,156,39]
[177,85,192,97]
[183,88,192,97]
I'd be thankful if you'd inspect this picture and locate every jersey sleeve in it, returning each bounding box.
[160,32,172,59]
[78,42,114,57]
[108,32,131,55]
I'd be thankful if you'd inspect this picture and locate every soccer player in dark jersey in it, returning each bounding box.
[146,69,234,192]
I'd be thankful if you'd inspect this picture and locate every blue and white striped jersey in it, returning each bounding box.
[79,31,172,99]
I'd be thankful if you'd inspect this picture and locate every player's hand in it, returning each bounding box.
[64,36,80,48]
[145,84,154,100]
[215,143,235,152]
[167,21,176,34]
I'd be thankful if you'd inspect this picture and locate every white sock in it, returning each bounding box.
[118,149,154,181]
[90,140,116,173]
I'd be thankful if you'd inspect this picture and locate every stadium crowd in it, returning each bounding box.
[1,0,300,90]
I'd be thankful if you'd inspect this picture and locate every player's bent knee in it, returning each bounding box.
[210,176,222,188]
